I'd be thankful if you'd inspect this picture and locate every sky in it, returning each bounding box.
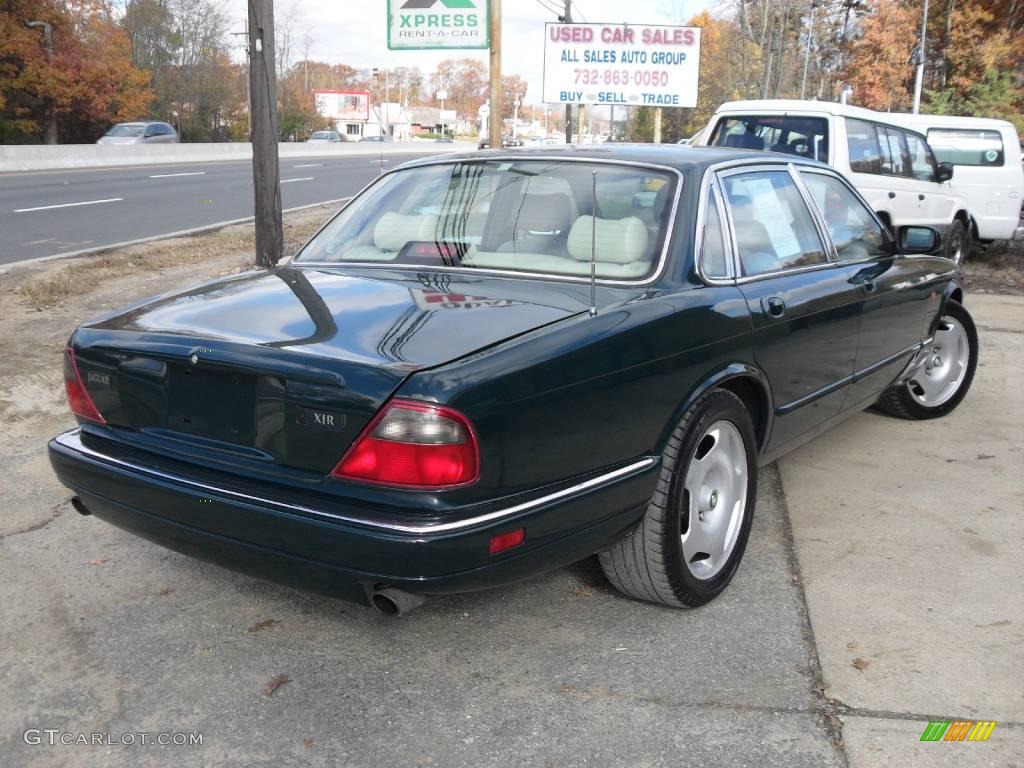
[225,0,712,105]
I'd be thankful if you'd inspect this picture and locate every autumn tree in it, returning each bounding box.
[840,0,916,111]
[1,0,152,143]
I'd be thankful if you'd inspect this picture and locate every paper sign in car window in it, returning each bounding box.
[743,178,802,257]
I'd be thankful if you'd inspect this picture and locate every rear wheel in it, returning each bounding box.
[876,300,978,420]
[598,389,757,607]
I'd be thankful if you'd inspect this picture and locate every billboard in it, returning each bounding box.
[313,91,370,121]
[387,0,489,50]
[542,23,701,108]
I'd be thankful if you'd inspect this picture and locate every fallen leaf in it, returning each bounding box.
[963,527,979,536]
[303,738,314,749]
[571,585,593,598]
[846,642,857,651]
[263,674,290,697]
[976,454,995,460]
[158,587,174,596]
[247,619,283,633]
[88,558,109,566]
[852,658,870,671]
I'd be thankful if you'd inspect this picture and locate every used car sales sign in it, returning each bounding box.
[543,23,701,107]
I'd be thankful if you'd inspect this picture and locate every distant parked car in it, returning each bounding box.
[307,130,341,143]
[361,135,394,143]
[434,136,454,143]
[97,122,178,145]
[478,135,523,150]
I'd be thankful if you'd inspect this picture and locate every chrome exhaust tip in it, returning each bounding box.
[368,586,426,616]
[70,496,91,516]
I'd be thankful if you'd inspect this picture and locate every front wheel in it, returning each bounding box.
[598,389,757,608]
[876,300,978,419]
[945,220,972,266]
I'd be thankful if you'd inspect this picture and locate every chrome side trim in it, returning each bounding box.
[52,430,656,535]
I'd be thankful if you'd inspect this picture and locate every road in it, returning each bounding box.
[0,152,435,265]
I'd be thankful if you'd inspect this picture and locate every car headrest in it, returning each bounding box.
[512,193,574,235]
[566,216,649,264]
[374,213,439,252]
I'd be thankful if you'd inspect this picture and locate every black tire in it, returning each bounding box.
[598,389,758,608]
[945,219,971,266]
[876,300,978,420]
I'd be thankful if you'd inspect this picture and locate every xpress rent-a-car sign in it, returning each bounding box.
[388,0,489,50]
[543,23,701,107]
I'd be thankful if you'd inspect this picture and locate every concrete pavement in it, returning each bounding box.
[780,293,1024,766]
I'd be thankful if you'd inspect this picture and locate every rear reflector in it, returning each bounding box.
[331,399,478,488]
[63,347,106,425]
[488,528,525,555]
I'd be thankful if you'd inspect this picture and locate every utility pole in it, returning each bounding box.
[800,0,819,100]
[247,0,283,269]
[912,0,929,113]
[488,0,503,149]
[653,107,662,144]
[562,0,573,144]
[25,21,57,144]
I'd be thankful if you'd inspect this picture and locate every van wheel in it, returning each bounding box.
[598,389,757,607]
[876,300,978,419]
[946,220,971,265]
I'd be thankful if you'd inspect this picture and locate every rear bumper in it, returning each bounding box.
[49,429,656,605]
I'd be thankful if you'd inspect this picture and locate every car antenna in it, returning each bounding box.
[589,170,598,316]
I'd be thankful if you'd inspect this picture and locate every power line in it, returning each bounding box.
[533,0,562,17]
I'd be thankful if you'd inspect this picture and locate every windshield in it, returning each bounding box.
[310,131,331,139]
[296,160,678,281]
[105,124,145,137]
[711,115,829,162]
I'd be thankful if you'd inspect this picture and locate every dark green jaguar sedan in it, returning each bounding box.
[49,146,978,614]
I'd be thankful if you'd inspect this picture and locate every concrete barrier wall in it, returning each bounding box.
[0,141,475,173]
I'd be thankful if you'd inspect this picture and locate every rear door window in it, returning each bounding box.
[927,128,1005,166]
[878,127,910,177]
[905,133,938,181]
[700,189,730,279]
[711,116,829,162]
[721,170,828,277]
[845,118,882,174]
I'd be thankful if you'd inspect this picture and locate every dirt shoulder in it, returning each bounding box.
[0,204,336,539]
[961,240,1024,294]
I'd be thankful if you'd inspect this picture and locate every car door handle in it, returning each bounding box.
[860,278,877,294]
[762,296,786,317]
[888,191,896,199]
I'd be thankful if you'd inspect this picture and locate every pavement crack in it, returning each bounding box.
[770,463,850,767]
[831,702,1024,728]
[0,502,66,540]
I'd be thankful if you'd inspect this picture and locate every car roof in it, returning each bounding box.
[710,99,932,139]
[396,143,828,173]
[887,113,1018,131]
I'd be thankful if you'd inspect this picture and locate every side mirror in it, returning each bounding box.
[936,162,954,182]
[898,226,940,254]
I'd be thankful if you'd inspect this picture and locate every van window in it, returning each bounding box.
[905,133,938,181]
[845,118,882,174]
[711,116,829,162]
[878,126,909,176]
[926,128,1005,167]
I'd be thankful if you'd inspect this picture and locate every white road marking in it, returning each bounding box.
[281,177,314,184]
[149,171,206,178]
[14,197,123,213]
[292,163,323,168]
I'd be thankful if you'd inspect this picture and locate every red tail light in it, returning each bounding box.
[63,347,106,425]
[331,400,479,488]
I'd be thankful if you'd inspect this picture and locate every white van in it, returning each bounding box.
[887,114,1024,244]
[696,100,974,262]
